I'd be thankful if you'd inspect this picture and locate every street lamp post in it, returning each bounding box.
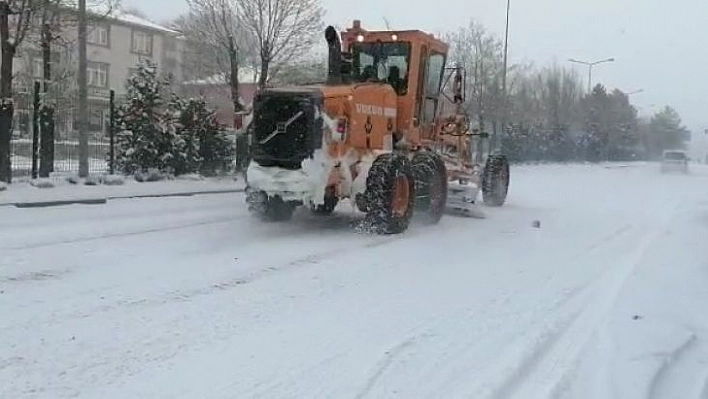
[499,0,511,153]
[568,57,615,93]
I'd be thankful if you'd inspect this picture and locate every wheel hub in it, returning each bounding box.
[392,175,410,217]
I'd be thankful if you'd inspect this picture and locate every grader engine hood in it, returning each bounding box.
[250,88,324,169]
[312,76,399,149]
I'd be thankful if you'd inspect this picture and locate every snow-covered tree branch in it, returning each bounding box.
[180,0,258,113]
[237,0,324,88]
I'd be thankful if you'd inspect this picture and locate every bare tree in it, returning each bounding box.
[76,0,87,176]
[238,0,324,89]
[0,0,39,182]
[183,0,258,116]
[170,14,222,82]
[269,53,326,85]
[511,63,583,128]
[445,20,505,133]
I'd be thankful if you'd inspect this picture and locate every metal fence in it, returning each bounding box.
[9,89,112,178]
[8,85,249,180]
[10,138,111,177]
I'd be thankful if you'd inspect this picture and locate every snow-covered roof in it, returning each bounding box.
[60,2,180,35]
[107,11,180,35]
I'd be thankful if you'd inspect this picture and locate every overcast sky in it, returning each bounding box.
[123,0,707,132]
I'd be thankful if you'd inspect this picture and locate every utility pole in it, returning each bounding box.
[228,35,244,130]
[568,57,616,162]
[229,35,242,113]
[0,1,17,183]
[77,0,89,177]
[568,57,615,93]
[500,0,511,153]
[39,20,55,177]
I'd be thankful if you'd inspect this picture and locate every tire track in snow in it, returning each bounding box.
[2,208,477,340]
[339,222,637,398]
[1,218,479,398]
[112,219,478,307]
[459,225,639,397]
[473,274,608,399]
[0,224,429,332]
[341,213,625,397]
[4,214,247,251]
[354,335,422,399]
[700,376,708,399]
[480,200,682,399]
[647,334,708,399]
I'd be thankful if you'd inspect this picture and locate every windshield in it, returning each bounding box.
[351,41,411,95]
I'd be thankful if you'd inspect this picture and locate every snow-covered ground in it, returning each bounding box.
[1,162,707,398]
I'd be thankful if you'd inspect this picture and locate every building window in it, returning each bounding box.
[132,30,153,55]
[32,58,44,78]
[87,62,109,88]
[89,107,106,133]
[87,24,110,47]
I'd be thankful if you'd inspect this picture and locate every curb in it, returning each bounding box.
[14,198,109,208]
[107,188,245,200]
[2,188,245,209]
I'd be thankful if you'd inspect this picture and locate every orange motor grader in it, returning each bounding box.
[244,20,510,234]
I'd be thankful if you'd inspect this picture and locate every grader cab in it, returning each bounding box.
[244,20,510,234]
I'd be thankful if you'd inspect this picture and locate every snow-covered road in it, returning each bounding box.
[2,162,707,398]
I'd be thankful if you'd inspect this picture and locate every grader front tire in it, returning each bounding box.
[412,151,448,225]
[482,154,510,207]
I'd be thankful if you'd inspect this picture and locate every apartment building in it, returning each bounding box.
[13,7,184,138]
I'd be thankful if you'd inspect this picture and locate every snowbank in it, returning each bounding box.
[0,173,245,205]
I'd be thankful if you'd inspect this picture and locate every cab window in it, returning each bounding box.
[421,51,447,124]
[352,41,411,95]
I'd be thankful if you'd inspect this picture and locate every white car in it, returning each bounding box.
[660,150,689,173]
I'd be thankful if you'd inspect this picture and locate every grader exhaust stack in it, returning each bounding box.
[325,26,343,85]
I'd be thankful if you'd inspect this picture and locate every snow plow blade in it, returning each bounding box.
[445,180,486,219]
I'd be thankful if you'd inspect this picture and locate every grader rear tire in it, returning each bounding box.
[311,195,338,215]
[363,153,415,234]
[412,151,448,225]
[248,192,296,222]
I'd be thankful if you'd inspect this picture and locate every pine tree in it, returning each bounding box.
[646,106,689,159]
[114,59,174,174]
[114,60,234,177]
[178,98,233,176]
[168,94,201,175]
